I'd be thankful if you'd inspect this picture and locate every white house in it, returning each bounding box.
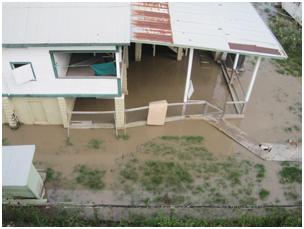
[2,2,287,131]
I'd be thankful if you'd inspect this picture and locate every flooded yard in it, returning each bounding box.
[2,119,301,206]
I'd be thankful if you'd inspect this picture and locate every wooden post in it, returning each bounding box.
[153,44,156,57]
[182,48,194,115]
[243,57,261,113]
[123,45,129,68]
[245,57,261,102]
[230,53,239,85]
[177,47,183,61]
[135,43,142,62]
[115,50,121,79]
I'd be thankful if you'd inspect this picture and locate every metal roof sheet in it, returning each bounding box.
[131,2,173,44]
[2,3,130,45]
[169,2,287,58]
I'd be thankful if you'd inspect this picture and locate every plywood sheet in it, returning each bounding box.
[147,100,168,125]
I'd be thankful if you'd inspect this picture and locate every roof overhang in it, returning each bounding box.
[131,2,287,59]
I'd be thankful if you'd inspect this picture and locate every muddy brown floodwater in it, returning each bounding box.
[2,117,301,205]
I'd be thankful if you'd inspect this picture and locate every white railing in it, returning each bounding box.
[67,100,224,132]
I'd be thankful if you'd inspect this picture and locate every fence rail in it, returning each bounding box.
[67,100,224,131]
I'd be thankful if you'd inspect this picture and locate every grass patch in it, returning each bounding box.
[269,13,302,77]
[284,191,299,201]
[117,134,130,140]
[2,138,10,146]
[141,161,193,192]
[87,139,103,149]
[159,135,204,144]
[120,163,138,181]
[45,168,61,183]
[3,205,302,227]
[279,163,301,184]
[259,188,270,200]
[255,164,266,181]
[74,165,105,190]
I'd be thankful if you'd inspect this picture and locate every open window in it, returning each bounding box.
[10,62,36,84]
[50,51,117,79]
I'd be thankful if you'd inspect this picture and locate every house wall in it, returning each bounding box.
[2,97,75,126]
[2,46,120,97]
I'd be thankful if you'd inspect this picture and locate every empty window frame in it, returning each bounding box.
[10,62,36,84]
[50,51,117,79]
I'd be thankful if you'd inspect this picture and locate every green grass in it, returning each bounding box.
[141,161,193,192]
[2,138,10,146]
[255,164,266,181]
[120,163,138,181]
[259,188,270,200]
[74,165,105,190]
[269,13,302,77]
[45,168,61,183]
[117,134,130,140]
[284,191,299,201]
[159,135,204,144]
[279,164,301,184]
[2,205,302,227]
[87,139,103,149]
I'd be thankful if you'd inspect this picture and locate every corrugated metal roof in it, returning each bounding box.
[169,2,287,58]
[131,2,173,44]
[2,3,130,45]
[2,2,286,59]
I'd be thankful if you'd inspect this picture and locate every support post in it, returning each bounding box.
[114,95,125,131]
[177,47,183,61]
[2,97,18,128]
[182,48,194,115]
[153,44,156,57]
[243,57,261,113]
[57,97,69,128]
[135,43,142,62]
[123,45,129,68]
[230,53,239,85]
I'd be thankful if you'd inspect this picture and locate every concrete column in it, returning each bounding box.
[135,43,142,62]
[2,97,18,128]
[177,47,183,61]
[114,95,125,129]
[57,97,69,128]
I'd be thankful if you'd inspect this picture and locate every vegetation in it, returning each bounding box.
[259,188,270,200]
[279,163,301,184]
[116,133,130,140]
[2,205,301,227]
[45,168,62,183]
[2,138,10,146]
[118,136,269,206]
[87,139,103,149]
[269,13,302,77]
[74,165,105,190]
